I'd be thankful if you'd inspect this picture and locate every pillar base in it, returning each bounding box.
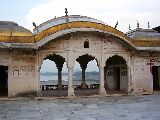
[81,83,88,89]
[57,84,63,90]
[37,90,42,97]
[68,88,75,97]
[98,87,106,95]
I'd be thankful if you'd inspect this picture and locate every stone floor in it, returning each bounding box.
[0,94,160,120]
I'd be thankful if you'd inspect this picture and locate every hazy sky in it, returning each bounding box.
[1,0,160,72]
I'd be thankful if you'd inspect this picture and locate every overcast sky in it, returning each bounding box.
[1,0,160,72]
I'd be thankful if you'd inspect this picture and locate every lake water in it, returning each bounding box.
[40,75,68,81]
[40,75,99,85]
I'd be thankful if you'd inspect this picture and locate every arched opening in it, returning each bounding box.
[74,54,99,96]
[0,66,8,97]
[105,55,128,94]
[40,54,68,97]
[152,66,160,90]
[84,41,89,48]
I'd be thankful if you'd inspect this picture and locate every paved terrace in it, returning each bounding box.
[0,94,160,120]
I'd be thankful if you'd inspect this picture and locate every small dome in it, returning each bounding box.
[126,28,160,41]
[0,21,33,36]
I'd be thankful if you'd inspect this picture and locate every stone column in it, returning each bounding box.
[127,65,132,94]
[99,66,106,95]
[37,68,42,97]
[68,67,75,97]
[81,67,88,89]
[57,68,63,90]
[104,66,108,89]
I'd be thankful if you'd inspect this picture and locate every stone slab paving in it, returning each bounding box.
[0,94,160,120]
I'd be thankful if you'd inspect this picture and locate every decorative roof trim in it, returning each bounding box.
[34,21,132,43]
[33,15,105,34]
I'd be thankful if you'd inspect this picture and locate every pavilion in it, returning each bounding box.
[0,11,160,98]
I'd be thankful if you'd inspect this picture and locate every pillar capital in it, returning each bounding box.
[99,56,105,69]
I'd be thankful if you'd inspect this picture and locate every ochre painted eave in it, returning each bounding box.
[0,36,35,43]
[34,21,133,43]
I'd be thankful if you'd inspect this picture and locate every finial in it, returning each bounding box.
[137,20,139,28]
[32,22,36,29]
[114,21,118,28]
[148,22,150,28]
[129,24,131,30]
[65,8,68,16]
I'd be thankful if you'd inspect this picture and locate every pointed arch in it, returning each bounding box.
[75,54,99,67]
[106,55,127,66]
[105,54,128,66]
[105,54,128,92]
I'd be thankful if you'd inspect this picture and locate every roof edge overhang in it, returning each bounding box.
[0,42,37,49]
[1,42,160,52]
[136,47,160,51]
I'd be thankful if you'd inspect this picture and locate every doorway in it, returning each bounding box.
[152,66,160,90]
[105,55,127,93]
[113,67,120,90]
[0,66,8,96]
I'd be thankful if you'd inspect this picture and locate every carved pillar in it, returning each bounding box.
[81,67,88,89]
[68,67,75,96]
[127,56,132,94]
[37,68,42,97]
[57,68,63,90]
[77,59,88,89]
[127,65,132,94]
[99,66,106,95]
[56,61,63,90]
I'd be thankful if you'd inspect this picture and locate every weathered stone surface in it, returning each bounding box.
[0,95,160,120]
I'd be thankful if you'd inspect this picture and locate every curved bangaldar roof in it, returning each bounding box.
[126,28,160,47]
[33,15,106,35]
[0,21,34,43]
[0,21,33,36]
[34,15,133,45]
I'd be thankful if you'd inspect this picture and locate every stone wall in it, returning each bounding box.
[131,51,160,94]
[0,49,38,97]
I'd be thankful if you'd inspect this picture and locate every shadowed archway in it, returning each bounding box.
[105,55,128,94]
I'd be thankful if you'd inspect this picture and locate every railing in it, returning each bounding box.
[41,84,100,90]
